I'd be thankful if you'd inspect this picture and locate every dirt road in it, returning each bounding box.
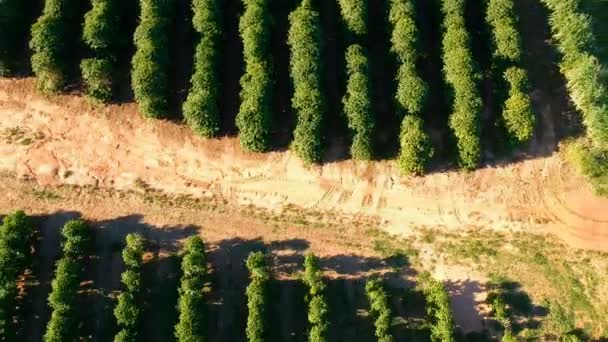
[1,78,607,252]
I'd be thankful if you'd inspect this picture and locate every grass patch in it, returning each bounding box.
[562,138,608,196]
[429,229,608,338]
[30,188,62,200]
[367,229,418,269]
[1,127,45,145]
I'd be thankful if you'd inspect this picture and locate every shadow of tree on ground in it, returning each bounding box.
[16,211,601,342]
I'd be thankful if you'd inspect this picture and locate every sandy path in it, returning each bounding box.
[1,78,607,254]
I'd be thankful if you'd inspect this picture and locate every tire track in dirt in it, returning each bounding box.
[1,78,608,252]
[534,160,608,249]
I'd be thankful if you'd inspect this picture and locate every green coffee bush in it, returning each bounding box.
[365,278,394,342]
[245,251,269,342]
[389,0,427,116]
[131,0,173,118]
[303,254,328,342]
[502,67,535,143]
[389,0,434,175]
[30,0,76,93]
[486,0,522,63]
[237,0,274,152]
[419,272,455,342]
[288,0,325,164]
[44,220,90,342]
[81,0,121,102]
[113,233,145,342]
[0,211,34,338]
[486,0,535,146]
[43,259,81,342]
[441,0,483,170]
[174,236,207,342]
[183,0,222,137]
[343,44,374,160]
[541,0,608,147]
[81,58,113,102]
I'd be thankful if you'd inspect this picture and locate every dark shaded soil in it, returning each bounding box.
[114,0,140,103]
[369,0,399,160]
[319,0,349,162]
[219,0,244,136]
[417,0,452,164]
[464,0,498,159]
[268,0,298,150]
[514,0,581,156]
[167,0,196,120]
[140,254,181,342]
[20,212,81,342]
[10,0,44,76]
[11,0,89,88]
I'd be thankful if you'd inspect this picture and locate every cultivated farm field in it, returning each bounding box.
[1,178,608,341]
[1,0,608,341]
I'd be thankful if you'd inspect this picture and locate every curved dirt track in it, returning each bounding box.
[1,78,607,251]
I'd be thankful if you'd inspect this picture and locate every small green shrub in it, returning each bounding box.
[44,220,90,342]
[30,0,76,93]
[183,0,222,138]
[131,0,173,118]
[365,278,394,342]
[441,0,483,170]
[0,211,34,338]
[419,272,455,342]
[288,0,325,164]
[113,233,145,342]
[338,0,367,36]
[502,67,535,143]
[236,0,274,152]
[398,116,434,175]
[174,236,207,342]
[81,0,121,102]
[343,44,374,160]
[303,253,328,342]
[245,251,269,342]
[487,283,515,341]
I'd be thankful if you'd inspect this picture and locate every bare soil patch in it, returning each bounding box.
[1,78,607,253]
